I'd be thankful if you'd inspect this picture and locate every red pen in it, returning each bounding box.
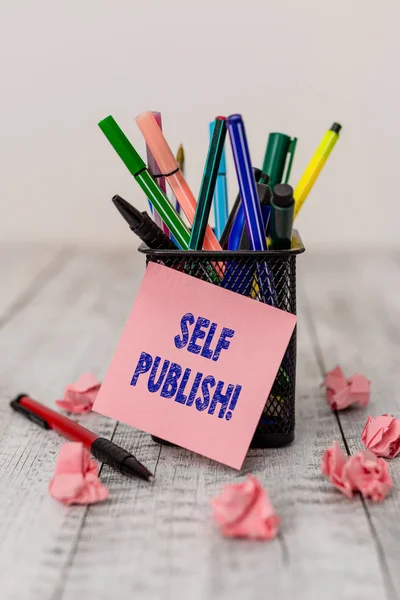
[11,394,154,481]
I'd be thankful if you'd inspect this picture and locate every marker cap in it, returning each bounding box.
[273,183,294,208]
[262,132,296,190]
[136,111,178,175]
[330,122,342,134]
[227,114,242,125]
[99,116,146,176]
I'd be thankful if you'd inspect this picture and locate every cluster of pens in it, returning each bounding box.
[99,112,341,442]
[99,112,341,301]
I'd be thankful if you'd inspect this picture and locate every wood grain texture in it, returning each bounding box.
[0,247,397,600]
[302,252,400,600]
[0,249,145,600]
[58,256,386,600]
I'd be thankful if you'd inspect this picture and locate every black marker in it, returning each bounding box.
[113,195,220,283]
[112,195,177,250]
[269,184,294,250]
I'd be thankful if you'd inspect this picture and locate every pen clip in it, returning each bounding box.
[10,395,51,429]
[284,137,298,184]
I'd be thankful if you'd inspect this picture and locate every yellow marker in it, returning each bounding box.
[294,122,341,220]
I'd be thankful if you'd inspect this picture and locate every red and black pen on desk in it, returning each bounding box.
[10,394,154,481]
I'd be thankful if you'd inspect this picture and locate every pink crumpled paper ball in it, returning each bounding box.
[345,450,392,502]
[362,414,400,459]
[322,441,392,502]
[56,372,101,413]
[321,440,353,498]
[322,366,370,411]
[210,475,280,540]
[49,442,109,505]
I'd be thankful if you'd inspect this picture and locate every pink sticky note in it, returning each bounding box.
[94,263,296,469]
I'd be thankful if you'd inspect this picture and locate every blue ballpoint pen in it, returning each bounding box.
[228,180,271,251]
[226,114,276,304]
[226,115,266,251]
[224,181,272,294]
[210,121,228,239]
[227,203,245,251]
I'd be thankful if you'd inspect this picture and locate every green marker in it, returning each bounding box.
[189,117,227,250]
[98,116,190,249]
[262,133,297,190]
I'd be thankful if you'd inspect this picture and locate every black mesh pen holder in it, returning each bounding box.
[138,230,305,448]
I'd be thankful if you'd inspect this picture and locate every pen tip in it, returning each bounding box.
[330,122,342,134]
[112,195,142,229]
[121,455,154,481]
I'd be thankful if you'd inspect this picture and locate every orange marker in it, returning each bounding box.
[136,111,222,251]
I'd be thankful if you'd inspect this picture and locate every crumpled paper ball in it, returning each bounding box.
[210,475,279,540]
[362,414,400,459]
[56,372,101,413]
[344,450,392,502]
[321,440,353,498]
[321,441,392,502]
[49,442,109,505]
[322,366,370,411]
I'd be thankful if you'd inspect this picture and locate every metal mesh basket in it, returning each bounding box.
[138,230,305,448]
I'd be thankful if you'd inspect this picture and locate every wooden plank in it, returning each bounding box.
[58,258,387,600]
[301,251,400,600]
[0,248,159,600]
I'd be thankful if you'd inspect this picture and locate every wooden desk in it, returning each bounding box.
[0,246,398,600]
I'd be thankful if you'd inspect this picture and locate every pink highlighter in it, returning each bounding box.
[136,111,222,251]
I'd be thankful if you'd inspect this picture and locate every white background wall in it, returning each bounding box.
[0,0,399,249]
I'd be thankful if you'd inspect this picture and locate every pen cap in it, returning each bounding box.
[330,122,342,134]
[262,133,295,189]
[99,116,146,176]
[272,183,294,208]
[209,121,226,174]
[136,111,178,175]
